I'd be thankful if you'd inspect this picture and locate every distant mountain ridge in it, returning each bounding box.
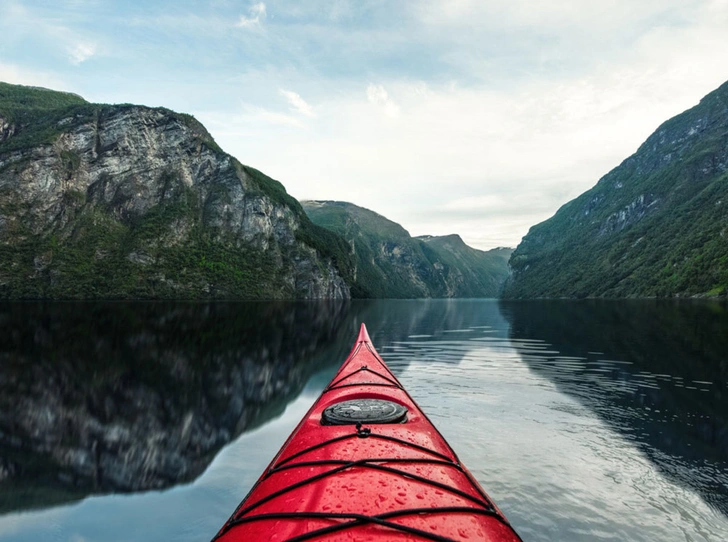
[0,82,509,300]
[302,200,512,298]
[0,82,352,299]
[503,80,728,298]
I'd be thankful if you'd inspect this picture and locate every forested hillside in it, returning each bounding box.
[303,200,511,298]
[503,80,728,298]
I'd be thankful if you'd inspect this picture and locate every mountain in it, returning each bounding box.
[503,80,728,298]
[417,234,513,296]
[301,200,512,298]
[0,82,352,299]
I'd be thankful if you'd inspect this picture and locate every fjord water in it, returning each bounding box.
[0,300,726,541]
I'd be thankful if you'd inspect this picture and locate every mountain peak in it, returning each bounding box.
[0,84,352,299]
[503,78,728,299]
[302,200,511,298]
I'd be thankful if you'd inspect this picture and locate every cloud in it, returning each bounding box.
[237,2,267,28]
[280,89,314,117]
[445,195,508,212]
[0,3,100,67]
[416,0,690,30]
[0,62,65,88]
[68,42,96,65]
[204,38,728,249]
[366,84,400,118]
[202,104,304,131]
[86,0,727,250]
[257,110,302,127]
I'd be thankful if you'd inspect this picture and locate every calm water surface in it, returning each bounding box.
[0,299,726,541]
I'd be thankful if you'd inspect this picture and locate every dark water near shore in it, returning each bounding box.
[0,299,727,541]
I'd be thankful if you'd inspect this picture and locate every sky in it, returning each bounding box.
[1,1,728,249]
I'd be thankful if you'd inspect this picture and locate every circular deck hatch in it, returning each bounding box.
[322,399,407,425]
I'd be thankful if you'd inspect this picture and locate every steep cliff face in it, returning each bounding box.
[503,80,728,298]
[0,83,351,299]
[302,200,511,297]
[418,235,513,297]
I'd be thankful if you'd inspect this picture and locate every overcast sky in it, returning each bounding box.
[2,1,728,249]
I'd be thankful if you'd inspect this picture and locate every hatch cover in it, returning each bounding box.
[322,399,407,425]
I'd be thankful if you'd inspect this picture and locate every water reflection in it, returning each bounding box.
[0,298,495,517]
[350,298,508,363]
[500,299,728,516]
[0,300,349,512]
[1,299,727,541]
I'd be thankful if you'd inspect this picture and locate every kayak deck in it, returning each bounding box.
[214,324,521,541]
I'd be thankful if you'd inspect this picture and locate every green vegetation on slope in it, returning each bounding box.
[420,235,512,297]
[302,201,422,298]
[239,166,356,286]
[302,200,512,298]
[0,83,223,155]
[503,80,728,299]
[0,83,354,299]
[0,82,87,116]
[0,185,286,299]
[0,82,97,153]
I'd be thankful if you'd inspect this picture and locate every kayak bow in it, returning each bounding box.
[214,324,522,541]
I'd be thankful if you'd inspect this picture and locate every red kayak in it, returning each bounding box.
[213,324,522,541]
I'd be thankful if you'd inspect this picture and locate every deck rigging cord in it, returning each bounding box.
[213,423,518,541]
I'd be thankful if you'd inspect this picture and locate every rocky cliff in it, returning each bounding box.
[503,80,728,298]
[418,234,512,297]
[302,200,512,297]
[0,83,351,299]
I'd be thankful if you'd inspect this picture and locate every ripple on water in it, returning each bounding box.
[387,323,728,542]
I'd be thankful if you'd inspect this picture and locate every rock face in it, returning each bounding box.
[418,234,513,297]
[0,83,351,299]
[503,80,728,298]
[302,200,512,298]
[0,300,349,511]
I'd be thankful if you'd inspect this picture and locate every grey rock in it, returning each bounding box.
[0,102,349,299]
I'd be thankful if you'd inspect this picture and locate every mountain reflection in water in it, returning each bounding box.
[500,299,728,516]
[0,300,349,512]
[1,299,727,542]
[0,298,495,516]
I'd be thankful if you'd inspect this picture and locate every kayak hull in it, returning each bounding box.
[214,324,521,541]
